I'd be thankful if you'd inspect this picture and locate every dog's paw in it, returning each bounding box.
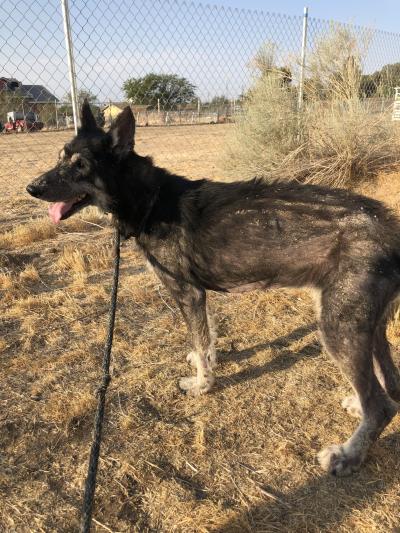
[186,350,218,369]
[341,395,363,418]
[186,352,197,368]
[318,444,361,476]
[179,375,214,397]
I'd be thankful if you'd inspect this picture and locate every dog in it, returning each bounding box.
[27,101,400,476]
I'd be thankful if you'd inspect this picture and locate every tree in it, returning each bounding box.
[360,63,400,98]
[64,89,97,107]
[0,89,26,122]
[123,73,196,110]
[60,89,104,127]
[207,95,230,110]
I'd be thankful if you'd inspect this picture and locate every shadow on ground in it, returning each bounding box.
[218,323,320,390]
[213,431,400,532]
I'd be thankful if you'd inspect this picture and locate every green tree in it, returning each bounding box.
[61,89,104,127]
[209,95,230,108]
[64,89,98,107]
[0,89,25,122]
[123,73,196,110]
[360,63,400,98]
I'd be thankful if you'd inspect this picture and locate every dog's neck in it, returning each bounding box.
[111,153,191,239]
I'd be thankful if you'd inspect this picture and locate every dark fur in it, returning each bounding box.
[27,102,400,476]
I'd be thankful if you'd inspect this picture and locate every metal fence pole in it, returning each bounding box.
[297,6,309,111]
[61,0,79,133]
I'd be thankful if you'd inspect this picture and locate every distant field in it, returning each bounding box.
[1,125,400,532]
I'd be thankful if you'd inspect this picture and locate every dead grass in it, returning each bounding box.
[41,389,97,428]
[300,100,400,188]
[224,27,400,188]
[1,125,400,532]
[224,80,400,187]
[56,244,113,275]
[0,217,56,249]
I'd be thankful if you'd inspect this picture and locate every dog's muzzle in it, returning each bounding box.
[26,182,46,198]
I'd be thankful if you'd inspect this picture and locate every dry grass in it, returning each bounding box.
[224,81,400,187]
[300,99,400,188]
[223,73,300,180]
[0,217,56,249]
[1,125,400,532]
[224,27,400,188]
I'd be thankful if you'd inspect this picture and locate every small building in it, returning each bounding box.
[20,84,59,112]
[102,102,151,124]
[0,77,58,118]
[102,102,127,124]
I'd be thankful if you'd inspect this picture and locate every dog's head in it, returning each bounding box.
[26,100,136,223]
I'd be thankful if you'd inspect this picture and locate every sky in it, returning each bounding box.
[1,0,399,103]
[210,0,400,33]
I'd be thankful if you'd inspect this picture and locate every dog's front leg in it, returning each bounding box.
[169,284,216,396]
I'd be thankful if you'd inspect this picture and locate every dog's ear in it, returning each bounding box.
[109,107,135,155]
[80,99,98,132]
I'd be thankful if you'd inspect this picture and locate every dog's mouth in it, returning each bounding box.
[48,194,91,224]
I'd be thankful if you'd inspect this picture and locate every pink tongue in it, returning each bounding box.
[48,201,75,224]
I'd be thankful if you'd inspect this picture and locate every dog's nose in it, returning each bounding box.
[26,183,43,198]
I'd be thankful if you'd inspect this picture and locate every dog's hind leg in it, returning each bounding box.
[373,320,400,403]
[317,283,397,476]
[341,298,400,418]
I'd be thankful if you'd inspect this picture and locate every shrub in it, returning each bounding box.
[223,26,400,188]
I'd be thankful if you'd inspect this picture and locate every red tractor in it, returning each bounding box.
[4,111,44,133]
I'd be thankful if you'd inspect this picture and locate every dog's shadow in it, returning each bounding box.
[212,430,400,532]
[218,323,320,390]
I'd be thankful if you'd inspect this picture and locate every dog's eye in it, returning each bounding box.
[75,158,83,169]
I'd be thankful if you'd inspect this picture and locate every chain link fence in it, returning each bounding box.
[1,0,400,168]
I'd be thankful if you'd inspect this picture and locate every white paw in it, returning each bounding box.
[318,444,361,476]
[341,395,363,418]
[186,350,217,369]
[186,351,197,367]
[179,375,214,397]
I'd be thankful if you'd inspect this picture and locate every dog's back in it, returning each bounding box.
[141,177,400,294]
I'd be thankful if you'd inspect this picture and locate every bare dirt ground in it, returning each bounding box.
[1,125,400,532]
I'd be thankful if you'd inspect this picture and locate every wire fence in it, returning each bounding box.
[1,0,400,166]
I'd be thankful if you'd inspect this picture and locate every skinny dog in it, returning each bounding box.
[27,101,400,476]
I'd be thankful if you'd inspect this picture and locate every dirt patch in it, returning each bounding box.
[1,125,400,532]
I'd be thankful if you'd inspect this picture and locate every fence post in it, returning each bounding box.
[61,0,79,133]
[55,99,59,130]
[297,6,309,111]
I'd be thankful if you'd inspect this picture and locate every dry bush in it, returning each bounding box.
[56,244,113,276]
[19,264,40,284]
[0,217,56,249]
[41,389,97,428]
[224,72,300,179]
[0,272,13,290]
[304,24,369,101]
[64,206,108,231]
[223,27,400,188]
[299,99,399,188]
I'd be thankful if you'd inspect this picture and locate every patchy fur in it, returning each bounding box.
[27,101,400,475]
